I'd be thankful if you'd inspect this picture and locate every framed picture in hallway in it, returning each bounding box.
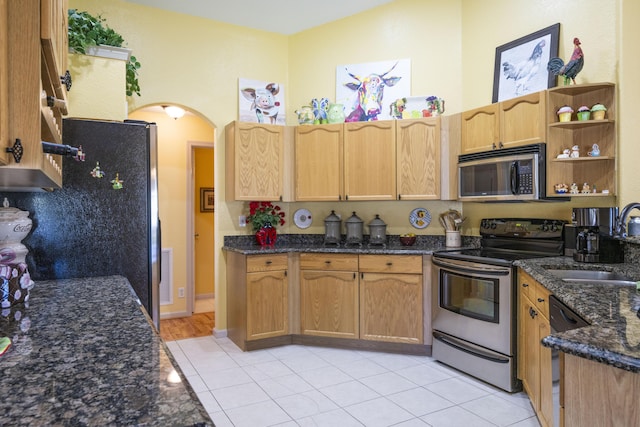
[200,188,214,212]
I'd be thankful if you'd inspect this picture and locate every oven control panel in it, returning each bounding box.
[480,218,566,239]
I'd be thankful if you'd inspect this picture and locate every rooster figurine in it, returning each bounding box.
[547,37,584,85]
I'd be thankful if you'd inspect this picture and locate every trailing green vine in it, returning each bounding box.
[68,9,142,97]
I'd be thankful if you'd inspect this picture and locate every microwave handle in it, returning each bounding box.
[510,161,519,195]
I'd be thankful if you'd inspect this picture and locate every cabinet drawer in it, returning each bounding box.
[518,270,536,301]
[300,253,358,271]
[246,254,288,272]
[533,284,550,318]
[358,255,422,274]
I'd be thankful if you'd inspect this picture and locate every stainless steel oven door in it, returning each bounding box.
[432,256,514,356]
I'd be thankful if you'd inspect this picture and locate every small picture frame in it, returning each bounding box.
[200,188,214,212]
[492,23,560,103]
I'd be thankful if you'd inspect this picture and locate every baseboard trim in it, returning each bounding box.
[213,328,227,338]
[196,293,215,300]
[160,311,190,320]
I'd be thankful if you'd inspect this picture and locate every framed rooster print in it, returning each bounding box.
[492,23,560,103]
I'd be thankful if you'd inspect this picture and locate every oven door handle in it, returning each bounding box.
[433,331,510,364]
[432,257,511,276]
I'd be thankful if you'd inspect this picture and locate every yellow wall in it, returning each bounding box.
[67,53,127,120]
[194,147,215,296]
[68,0,640,333]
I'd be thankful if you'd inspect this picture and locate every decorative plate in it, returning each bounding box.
[293,208,312,229]
[409,208,431,229]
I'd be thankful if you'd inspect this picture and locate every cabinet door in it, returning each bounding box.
[500,91,546,149]
[359,272,423,344]
[227,122,286,201]
[246,269,288,340]
[0,0,8,165]
[538,314,553,427]
[344,120,396,200]
[521,295,540,407]
[300,270,358,338]
[295,124,343,201]
[396,118,441,200]
[460,103,499,155]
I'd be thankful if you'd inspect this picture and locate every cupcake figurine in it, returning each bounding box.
[591,103,607,120]
[577,105,591,121]
[557,105,574,122]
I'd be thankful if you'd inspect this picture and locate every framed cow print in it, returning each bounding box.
[238,78,286,125]
[336,59,411,122]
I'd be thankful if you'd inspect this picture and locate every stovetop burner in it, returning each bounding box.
[435,218,567,265]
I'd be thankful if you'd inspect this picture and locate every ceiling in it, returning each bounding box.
[124,0,394,35]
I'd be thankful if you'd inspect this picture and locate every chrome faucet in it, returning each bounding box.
[614,202,640,237]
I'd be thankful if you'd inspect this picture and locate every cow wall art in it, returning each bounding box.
[336,59,411,122]
[239,78,286,125]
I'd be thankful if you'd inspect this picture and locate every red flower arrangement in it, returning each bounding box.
[247,201,285,232]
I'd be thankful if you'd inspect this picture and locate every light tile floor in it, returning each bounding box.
[166,336,541,427]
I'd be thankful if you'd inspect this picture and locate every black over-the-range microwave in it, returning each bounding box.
[458,143,568,202]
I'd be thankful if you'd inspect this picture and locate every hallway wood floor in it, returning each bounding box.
[159,312,214,341]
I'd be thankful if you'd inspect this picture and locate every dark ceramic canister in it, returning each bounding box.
[345,211,363,246]
[368,214,387,246]
[324,210,342,245]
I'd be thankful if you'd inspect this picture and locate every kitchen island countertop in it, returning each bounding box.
[516,255,640,373]
[0,275,213,426]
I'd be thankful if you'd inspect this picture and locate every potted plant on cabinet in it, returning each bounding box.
[67,9,142,96]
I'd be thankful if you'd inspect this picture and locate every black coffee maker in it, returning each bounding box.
[573,207,624,263]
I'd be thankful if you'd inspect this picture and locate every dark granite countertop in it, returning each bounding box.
[0,275,213,426]
[515,253,640,373]
[222,233,477,255]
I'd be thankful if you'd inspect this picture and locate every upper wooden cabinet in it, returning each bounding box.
[461,91,546,155]
[225,121,293,202]
[295,124,344,201]
[545,83,616,198]
[232,117,459,202]
[344,120,396,201]
[396,117,441,200]
[1,0,68,188]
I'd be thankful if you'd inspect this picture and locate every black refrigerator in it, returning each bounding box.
[18,118,161,330]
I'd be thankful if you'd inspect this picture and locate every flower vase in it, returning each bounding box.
[255,224,277,246]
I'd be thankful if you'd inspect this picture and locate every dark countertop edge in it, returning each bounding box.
[515,256,640,372]
[542,333,640,373]
[222,245,440,255]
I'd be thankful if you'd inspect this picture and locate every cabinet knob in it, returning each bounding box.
[537,297,545,303]
[522,283,529,287]
[265,260,272,265]
[5,139,23,163]
[60,70,72,91]
[529,307,537,319]
[324,260,331,265]
[386,262,393,266]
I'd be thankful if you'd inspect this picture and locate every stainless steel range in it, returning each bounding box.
[431,218,566,392]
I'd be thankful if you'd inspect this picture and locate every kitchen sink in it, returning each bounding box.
[545,269,638,286]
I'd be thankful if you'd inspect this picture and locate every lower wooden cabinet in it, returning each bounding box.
[518,269,553,427]
[300,253,358,338]
[227,251,426,350]
[227,252,289,350]
[359,255,423,344]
